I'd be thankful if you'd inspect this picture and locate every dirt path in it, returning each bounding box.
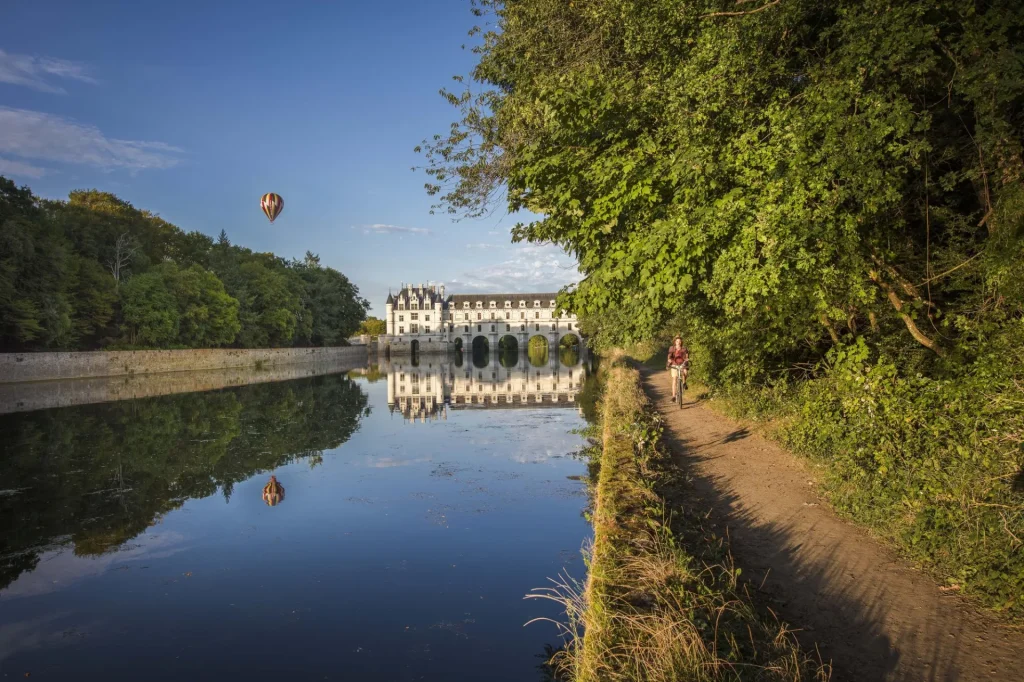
[640,367,1023,682]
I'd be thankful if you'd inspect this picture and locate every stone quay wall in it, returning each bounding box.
[0,346,369,384]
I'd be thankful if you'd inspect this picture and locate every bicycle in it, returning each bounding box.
[669,363,687,409]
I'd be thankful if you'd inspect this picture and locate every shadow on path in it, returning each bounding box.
[640,366,1022,682]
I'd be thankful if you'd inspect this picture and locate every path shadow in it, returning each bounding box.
[722,427,750,444]
[637,366,999,682]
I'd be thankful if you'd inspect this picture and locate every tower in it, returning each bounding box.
[385,291,395,336]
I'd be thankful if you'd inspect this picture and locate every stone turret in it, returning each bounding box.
[385,290,394,336]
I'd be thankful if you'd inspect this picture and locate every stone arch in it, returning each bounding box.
[453,337,464,352]
[559,332,581,349]
[410,339,420,354]
[498,334,519,353]
[471,335,490,355]
[527,334,549,367]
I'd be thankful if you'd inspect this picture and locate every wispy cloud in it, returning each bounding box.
[0,157,46,179]
[0,107,184,172]
[0,49,96,94]
[465,242,507,250]
[360,223,431,235]
[451,243,581,293]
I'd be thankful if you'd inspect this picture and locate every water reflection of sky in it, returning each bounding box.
[0,366,592,681]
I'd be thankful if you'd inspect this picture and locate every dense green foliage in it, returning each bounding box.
[0,374,370,590]
[0,178,368,351]
[357,317,387,337]
[424,1,1024,614]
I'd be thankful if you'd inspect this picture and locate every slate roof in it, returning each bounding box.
[449,293,560,308]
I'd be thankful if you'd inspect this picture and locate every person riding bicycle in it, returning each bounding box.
[666,336,690,401]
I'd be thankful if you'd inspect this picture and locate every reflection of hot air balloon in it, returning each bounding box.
[263,475,286,506]
[260,193,284,223]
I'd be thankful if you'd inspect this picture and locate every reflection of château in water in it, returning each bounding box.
[383,348,589,423]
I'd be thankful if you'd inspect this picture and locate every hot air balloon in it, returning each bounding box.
[262,475,286,506]
[260,193,284,223]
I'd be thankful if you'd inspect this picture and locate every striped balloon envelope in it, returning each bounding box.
[260,193,284,223]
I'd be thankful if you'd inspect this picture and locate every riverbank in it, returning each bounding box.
[562,354,826,681]
[0,346,368,384]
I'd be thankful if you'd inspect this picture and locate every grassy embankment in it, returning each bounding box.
[545,352,828,682]
[629,336,1024,619]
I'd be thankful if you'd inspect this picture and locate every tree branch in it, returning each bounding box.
[703,0,782,18]
[869,270,945,356]
[819,313,840,344]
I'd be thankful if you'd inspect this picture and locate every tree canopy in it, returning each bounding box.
[422,0,1023,375]
[0,178,369,351]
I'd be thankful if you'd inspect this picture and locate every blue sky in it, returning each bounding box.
[0,0,579,314]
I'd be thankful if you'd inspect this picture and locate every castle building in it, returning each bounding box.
[382,283,583,355]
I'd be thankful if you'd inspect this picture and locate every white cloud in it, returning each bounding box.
[361,223,431,235]
[0,49,96,94]
[453,243,581,293]
[0,107,184,172]
[465,242,507,250]
[0,157,46,178]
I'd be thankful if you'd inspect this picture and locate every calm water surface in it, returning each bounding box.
[0,351,595,681]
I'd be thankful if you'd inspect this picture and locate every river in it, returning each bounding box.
[0,348,596,681]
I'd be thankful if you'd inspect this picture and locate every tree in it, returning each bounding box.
[67,255,117,344]
[296,252,369,346]
[233,260,300,348]
[0,177,73,348]
[358,317,386,337]
[106,232,139,289]
[119,270,179,346]
[165,264,240,347]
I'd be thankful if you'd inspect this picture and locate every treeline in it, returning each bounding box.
[0,177,368,351]
[424,2,1024,615]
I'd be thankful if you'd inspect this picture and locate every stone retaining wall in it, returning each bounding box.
[0,355,370,414]
[0,346,368,384]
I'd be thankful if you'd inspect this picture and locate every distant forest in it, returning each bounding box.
[0,177,368,352]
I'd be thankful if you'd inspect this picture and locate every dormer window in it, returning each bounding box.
[504,301,512,308]
[519,301,526,308]
[463,302,470,309]
[534,300,541,308]
[398,303,405,310]
[476,301,483,309]
[489,301,496,308]
[549,300,556,307]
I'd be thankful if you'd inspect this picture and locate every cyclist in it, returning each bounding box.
[666,336,690,401]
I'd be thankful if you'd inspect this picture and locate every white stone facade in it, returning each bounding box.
[382,284,583,355]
